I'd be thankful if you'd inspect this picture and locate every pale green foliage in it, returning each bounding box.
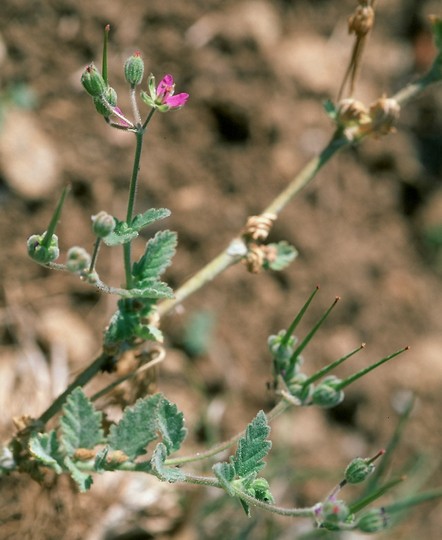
[29,431,63,474]
[60,387,104,456]
[264,241,298,271]
[103,208,171,246]
[151,442,186,482]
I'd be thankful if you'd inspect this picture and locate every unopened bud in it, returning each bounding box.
[358,508,389,533]
[345,457,375,484]
[317,499,350,530]
[312,376,344,408]
[81,63,107,98]
[336,99,370,128]
[27,233,59,263]
[66,246,91,273]
[92,211,116,238]
[288,373,313,404]
[248,477,275,504]
[94,87,118,117]
[124,51,144,86]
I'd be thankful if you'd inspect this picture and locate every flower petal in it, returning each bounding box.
[164,92,189,109]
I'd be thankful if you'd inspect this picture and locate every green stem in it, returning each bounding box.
[124,129,144,289]
[41,185,70,248]
[37,353,109,425]
[165,399,289,466]
[89,237,101,272]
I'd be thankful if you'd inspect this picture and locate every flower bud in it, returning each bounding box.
[27,233,59,263]
[93,87,118,117]
[288,373,313,404]
[317,499,350,530]
[368,96,400,137]
[345,457,375,484]
[66,246,91,273]
[91,211,116,238]
[124,51,144,86]
[248,478,275,504]
[357,508,389,533]
[83,270,99,285]
[81,63,107,98]
[312,376,344,408]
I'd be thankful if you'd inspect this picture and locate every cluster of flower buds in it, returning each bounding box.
[92,211,116,239]
[314,499,350,531]
[81,63,119,120]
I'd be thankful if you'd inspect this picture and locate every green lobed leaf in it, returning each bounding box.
[264,241,298,271]
[155,398,187,455]
[131,208,171,232]
[124,281,174,299]
[132,230,177,284]
[151,442,186,483]
[213,462,236,496]
[103,218,138,246]
[64,455,93,492]
[108,393,163,460]
[29,430,64,474]
[231,410,271,478]
[60,387,104,456]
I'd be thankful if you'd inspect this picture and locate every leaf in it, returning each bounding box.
[264,241,298,271]
[213,462,236,496]
[131,208,171,232]
[29,430,64,474]
[108,393,163,460]
[103,218,138,246]
[151,442,185,483]
[231,411,271,478]
[60,387,103,456]
[155,398,187,455]
[132,230,177,284]
[134,323,163,343]
[124,281,174,299]
[64,455,93,492]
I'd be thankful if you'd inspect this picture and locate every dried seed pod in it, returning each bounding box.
[243,213,276,242]
[348,2,375,38]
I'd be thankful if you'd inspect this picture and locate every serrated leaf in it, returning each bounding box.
[264,241,298,271]
[134,323,163,343]
[29,430,64,474]
[64,455,93,492]
[124,281,174,299]
[108,393,163,460]
[155,398,187,455]
[131,208,171,232]
[213,462,236,496]
[103,218,138,246]
[60,387,103,456]
[132,230,177,284]
[231,411,271,478]
[151,442,185,483]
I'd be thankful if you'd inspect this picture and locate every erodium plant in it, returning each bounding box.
[2,6,442,536]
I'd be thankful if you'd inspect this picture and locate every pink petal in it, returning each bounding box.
[157,74,174,97]
[165,92,189,108]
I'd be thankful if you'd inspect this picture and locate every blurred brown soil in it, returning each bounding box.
[1,1,442,539]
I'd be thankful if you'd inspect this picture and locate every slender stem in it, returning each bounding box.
[37,353,109,425]
[124,129,144,289]
[42,185,70,247]
[129,86,142,127]
[165,399,289,466]
[89,237,102,272]
[142,108,156,131]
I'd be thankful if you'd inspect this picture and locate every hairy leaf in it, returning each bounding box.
[103,218,138,246]
[213,462,236,496]
[108,393,162,460]
[64,455,93,492]
[132,230,177,284]
[29,430,64,474]
[155,398,187,455]
[60,387,103,456]
[151,442,185,483]
[124,281,174,299]
[131,208,171,232]
[264,241,298,271]
[231,411,271,478]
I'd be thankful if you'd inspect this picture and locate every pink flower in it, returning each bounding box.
[141,74,189,112]
[156,74,189,109]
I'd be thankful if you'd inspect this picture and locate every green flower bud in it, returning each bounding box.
[81,63,107,98]
[91,211,116,238]
[249,478,275,504]
[288,373,313,404]
[83,270,99,284]
[66,246,91,273]
[358,508,389,533]
[318,499,350,530]
[312,376,344,408]
[93,87,117,117]
[124,51,144,86]
[345,457,375,484]
[27,233,59,263]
